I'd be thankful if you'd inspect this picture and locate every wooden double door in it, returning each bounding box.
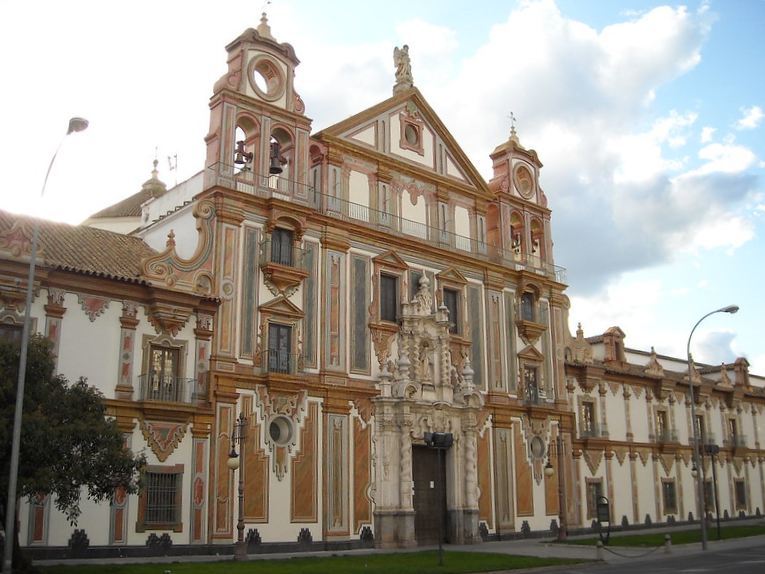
[412,445,448,544]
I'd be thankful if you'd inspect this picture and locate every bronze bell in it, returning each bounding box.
[269,141,283,175]
[234,140,248,165]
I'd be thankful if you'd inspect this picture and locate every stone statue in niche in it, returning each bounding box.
[413,274,433,315]
[419,340,434,383]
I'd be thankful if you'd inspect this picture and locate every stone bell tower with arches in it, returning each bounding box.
[205,13,312,200]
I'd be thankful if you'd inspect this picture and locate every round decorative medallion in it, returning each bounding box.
[248,55,286,102]
[513,164,535,199]
[404,123,419,146]
[530,436,546,459]
[269,416,293,445]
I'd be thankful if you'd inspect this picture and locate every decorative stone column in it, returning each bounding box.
[115,301,139,400]
[44,288,66,370]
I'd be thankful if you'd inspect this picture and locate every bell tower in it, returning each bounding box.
[205,13,311,198]
[486,124,553,269]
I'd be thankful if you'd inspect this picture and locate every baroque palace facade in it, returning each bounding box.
[2,16,764,554]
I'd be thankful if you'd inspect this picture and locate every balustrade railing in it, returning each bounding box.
[204,162,567,282]
[265,350,303,375]
[138,374,206,404]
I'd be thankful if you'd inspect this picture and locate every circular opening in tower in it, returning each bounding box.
[269,416,293,445]
[249,56,286,102]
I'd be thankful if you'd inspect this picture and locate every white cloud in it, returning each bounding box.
[700,126,716,143]
[673,213,754,254]
[683,142,757,177]
[695,331,738,365]
[735,105,764,130]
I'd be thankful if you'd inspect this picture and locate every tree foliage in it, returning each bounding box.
[0,335,145,527]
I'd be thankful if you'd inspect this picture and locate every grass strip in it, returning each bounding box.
[40,551,583,574]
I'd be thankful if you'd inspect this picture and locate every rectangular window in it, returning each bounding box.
[271,228,293,266]
[581,402,596,436]
[138,465,183,532]
[523,365,539,403]
[380,274,399,323]
[0,323,22,346]
[147,345,181,401]
[268,323,292,373]
[443,288,459,334]
[695,415,706,445]
[656,411,668,441]
[734,480,747,510]
[728,419,738,442]
[662,480,677,514]
[586,480,603,520]
[520,292,534,322]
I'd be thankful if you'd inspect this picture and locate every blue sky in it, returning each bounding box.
[1,0,762,373]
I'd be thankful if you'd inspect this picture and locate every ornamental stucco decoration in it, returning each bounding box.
[77,294,109,322]
[141,420,187,462]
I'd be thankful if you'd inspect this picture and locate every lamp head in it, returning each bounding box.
[544,461,554,477]
[721,305,739,314]
[227,451,240,471]
[67,117,89,134]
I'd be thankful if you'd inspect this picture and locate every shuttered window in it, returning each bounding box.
[380,274,399,323]
[271,228,293,266]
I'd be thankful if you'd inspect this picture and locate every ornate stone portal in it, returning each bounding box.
[372,276,483,547]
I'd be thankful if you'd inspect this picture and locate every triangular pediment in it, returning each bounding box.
[518,345,545,362]
[436,267,468,285]
[373,250,409,271]
[315,88,490,196]
[259,295,304,318]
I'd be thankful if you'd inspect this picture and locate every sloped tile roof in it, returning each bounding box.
[0,210,156,283]
[88,189,152,218]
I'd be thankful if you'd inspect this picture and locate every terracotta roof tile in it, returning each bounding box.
[0,210,156,283]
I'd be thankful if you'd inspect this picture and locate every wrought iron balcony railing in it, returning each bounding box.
[579,423,608,439]
[265,350,303,375]
[259,239,307,269]
[691,433,717,447]
[650,429,679,443]
[204,162,567,283]
[522,384,549,405]
[138,374,207,404]
[723,434,747,448]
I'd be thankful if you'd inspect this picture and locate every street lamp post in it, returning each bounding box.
[544,431,567,541]
[2,117,88,574]
[704,443,722,539]
[227,413,248,560]
[686,305,738,551]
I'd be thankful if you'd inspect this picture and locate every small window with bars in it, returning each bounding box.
[138,465,183,531]
[520,292,535,321]
[271,228,294,266]
[662,480,677,514]
[734,479,747,510]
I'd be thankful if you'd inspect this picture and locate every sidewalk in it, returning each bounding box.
[32,531,765,568]
[450,531,765,565]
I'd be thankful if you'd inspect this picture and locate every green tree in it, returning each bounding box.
[1,335,145,570]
